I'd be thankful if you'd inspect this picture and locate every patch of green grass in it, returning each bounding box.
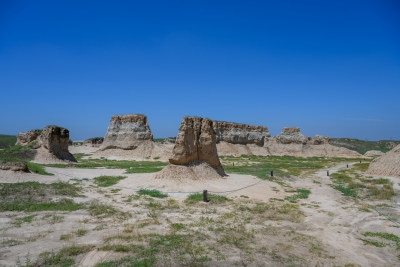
[0,134,17,149]
[285,189,311,203]
[87,201,130,221]
[0,182,83,212]
[331,184,357,198]
[95,256,156,267]
[45,157,168,174]
[35,245,93,266]
[0,198,82,212]
[93,176,126,187]
[184,193,231,205]
[360,238,387,247]
[76,229,88,237]
[329,138,400,154]
[367,184,395,200]
[12,215,36,227]
[27,162,54,175]
[363,232,400,249]
[138,189,168,198]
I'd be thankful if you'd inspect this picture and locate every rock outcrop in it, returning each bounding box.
[310,135,330,145]
[366,145,400,178]
[212,121,270,146]
[15,129,42,146]
[0,161,29,172]
[276,127,309,144]
[101,114,153,150]
[84,137,104,146]
[164,137,176,144]
[36,125,77,162]
[156,116,225,180]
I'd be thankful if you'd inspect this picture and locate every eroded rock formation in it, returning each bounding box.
[37,125,77,162]
[212,121,270,146]
[366,145,400,177]
[15,129,42,146]
[276,127,309,144]
[156,116,225,180]
[83,137,104,146]
[101,114,153,150]
[0,161,29,172]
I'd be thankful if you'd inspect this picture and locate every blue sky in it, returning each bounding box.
[1,0,399,141]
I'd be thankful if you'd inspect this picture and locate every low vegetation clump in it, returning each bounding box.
[30,245,93,266]
[285,189,311,202]
[0,182,83,212]
[184,193,231,204]
[88,201,131,221]
[45,155,168,173]
[361,232,400,250]
[220,155,364,180]
[138,189,168,198]
[93,175,127,187]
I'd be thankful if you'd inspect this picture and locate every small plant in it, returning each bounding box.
[93,176,126,187]
[76,229,88,237]
[285,189,310,202]
[184,193,231,204]
[138,189,168,198]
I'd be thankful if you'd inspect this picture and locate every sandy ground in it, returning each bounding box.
[291,162,400,266]
[1,162,400,266]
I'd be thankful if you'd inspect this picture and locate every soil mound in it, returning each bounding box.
[366,145,400,178]
[156,116,225,180]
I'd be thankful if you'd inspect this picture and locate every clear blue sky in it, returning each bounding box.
[1,0,399,141]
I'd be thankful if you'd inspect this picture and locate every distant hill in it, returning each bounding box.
[329,138,400,154]
[0,134,17,149]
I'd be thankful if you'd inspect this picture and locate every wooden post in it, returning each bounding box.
[270,170,274,177]
[327,171,330,176]
[203,190,209,202]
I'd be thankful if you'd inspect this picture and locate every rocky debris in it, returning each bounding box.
[83,137,104,146]
[15,129,42,145]
[212,121,270,146]
[276,127,309,144]
[366,145,400,178]
[156,116,225,180]
[310,135,330,145]
[37,125,77,162]
[101,114,153,150]
[0,161,29,172]
[165,137,176,144]
[364,150,385,157]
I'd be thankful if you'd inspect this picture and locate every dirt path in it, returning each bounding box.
[290,162,400,266]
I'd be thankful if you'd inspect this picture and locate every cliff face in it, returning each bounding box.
[156,116,225,180]
[37,125,77,162]
[212,121,271,146]
[101,114,153,150]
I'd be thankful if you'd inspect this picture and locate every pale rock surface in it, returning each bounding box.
[212,120,270,146]
[101,114,153,150]
[35,125,77,162]
[15,129,41,146]
[83,137,104,146]
[366,144,400,178]
[156,116,225,180]
[0,161,29,172]
[276,127,309,144]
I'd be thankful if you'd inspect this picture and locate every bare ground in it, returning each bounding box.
[0,160,399,266]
